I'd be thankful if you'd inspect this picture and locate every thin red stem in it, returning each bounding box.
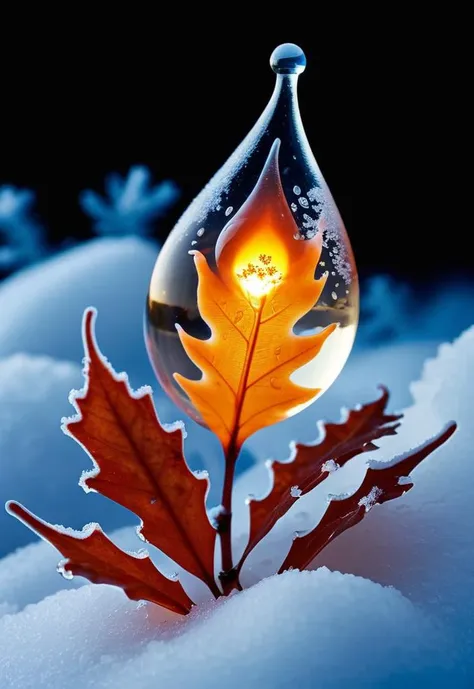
[218,441,240,595]
[217,297,266,595]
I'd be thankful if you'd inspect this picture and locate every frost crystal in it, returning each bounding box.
[307,186,324,205]
[290,486,302,498]
[208,504,227,528]
[359,486,383,512]
[307,186,352,285]
[321,460,339,473]
[0,186,45,270]
[80,166,179,237]
[301,213,319,239]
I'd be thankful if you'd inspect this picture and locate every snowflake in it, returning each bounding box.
[80,166,179,237]
[0,186,45,271]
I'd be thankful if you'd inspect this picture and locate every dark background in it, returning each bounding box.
[0,22,470,283]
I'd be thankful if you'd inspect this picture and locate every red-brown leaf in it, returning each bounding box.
[279,422,457,573]
[64,308,218,596]
[7,501,193,615]
[237,388,401,572]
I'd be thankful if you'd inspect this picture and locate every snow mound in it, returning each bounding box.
[0,237,157,387]
[312,327,474,629]
[0,568,457,689]
[0,536,82,614]
[0,525,146,614]
[0,354,133,557]
[0,602,16,617]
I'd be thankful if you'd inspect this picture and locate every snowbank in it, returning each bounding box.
[0,355,134,557]
[1,326,473,685]
[0,237,157,387]
[0,525,149,614]
[0,569,458,689]
[318,327,474,628]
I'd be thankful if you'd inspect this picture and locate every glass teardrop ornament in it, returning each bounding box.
[146,43,358,425]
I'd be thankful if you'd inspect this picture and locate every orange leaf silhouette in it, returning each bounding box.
[237,388,402,572]
[279,422,457,573]
[175,140,336,452]
[7,502,193,615]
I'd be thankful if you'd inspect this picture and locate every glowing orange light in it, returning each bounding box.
[235,250,284,298]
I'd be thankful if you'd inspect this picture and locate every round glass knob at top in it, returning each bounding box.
[146,44,358,425]
[270,43,306,74]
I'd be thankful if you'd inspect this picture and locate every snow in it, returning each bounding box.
[0,535,83,613]
[1,326,473,685]
[318,326,474,630]
[0,569,460,689]
[0,237,157,386]
[0,526,149,614]
[0,354,134,557]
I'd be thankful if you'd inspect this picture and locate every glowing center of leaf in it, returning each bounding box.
[236,252,284,298]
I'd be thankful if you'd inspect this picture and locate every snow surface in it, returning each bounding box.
[0,237,157,387]
[0,569,462,689]
[0,354,133,557]
[318,327,474,629]
[1,325,473,686]
[0,526,148,613]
